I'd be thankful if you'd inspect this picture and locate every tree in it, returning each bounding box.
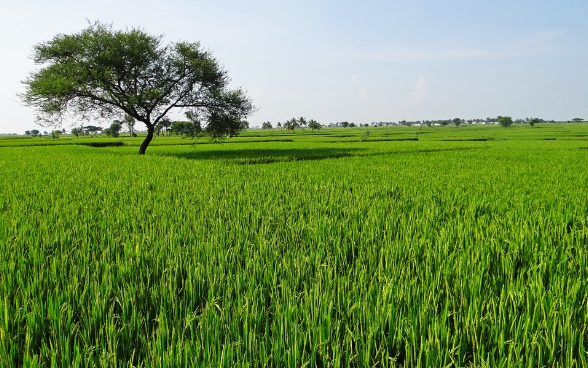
[497,116,513,128]
[529,118,539,127]
[262,121,272,129]
[51,130,62,138]
[25,130,31,136]
[104,120,122,137]
[340,121,349,128]
[277,122,282,129]
[84,125,103,135]
[156,117,172,136]
[182,111,204,136]
[452,118,462,127]
[20,21,254,155]
[308,119,321,132]
[124,114,136,136]
[172,120,199,136]
[71,127,83,137]
[572,118,584,123]
[284,118,299,131]
[30,129,40,137]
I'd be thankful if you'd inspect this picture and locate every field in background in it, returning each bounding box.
[1,124,587,367]
[3,122,588,147]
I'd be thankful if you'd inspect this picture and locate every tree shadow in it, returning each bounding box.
[157,147,367,165]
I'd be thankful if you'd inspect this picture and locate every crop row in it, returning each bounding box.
[1,137,587,366]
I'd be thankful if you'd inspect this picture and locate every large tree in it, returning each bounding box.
[20,22,254,154]
[497,116,513,128]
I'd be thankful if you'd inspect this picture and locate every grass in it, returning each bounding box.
[1,124,587,367]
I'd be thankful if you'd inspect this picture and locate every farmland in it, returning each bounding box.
[1,124,588,367]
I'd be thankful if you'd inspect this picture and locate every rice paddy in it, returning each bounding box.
[1,124,587,367]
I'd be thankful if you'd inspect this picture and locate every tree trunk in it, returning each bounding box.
[139,124,154,155]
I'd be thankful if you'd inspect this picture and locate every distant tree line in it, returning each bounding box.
[260,117,322,132]
[362,116,562,127]
[257,116,581,129]
[24,128,66,137]
[21,116,584,137]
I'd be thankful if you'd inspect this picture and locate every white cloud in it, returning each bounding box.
[250,86,262,105]
[350,75,368,100]
[331,28,568,64]
[358,88,369,100]
[408,75,427,106]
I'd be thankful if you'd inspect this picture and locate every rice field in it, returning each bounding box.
[1,124,587,367]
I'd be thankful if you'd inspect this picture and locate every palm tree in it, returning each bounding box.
[284,118,299,131]
[124,114,136,136]
[308,119,321,132]
[157,118,173,136]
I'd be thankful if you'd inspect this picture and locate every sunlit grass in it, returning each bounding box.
[1,125,587,366]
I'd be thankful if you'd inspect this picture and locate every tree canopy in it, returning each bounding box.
[104,120,122,137]
[21,22,255,154]
[497,116,513,128]
[84,125,103,135]
[283,118,299,131]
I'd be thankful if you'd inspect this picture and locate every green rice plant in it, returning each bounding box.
[0,126,587,367]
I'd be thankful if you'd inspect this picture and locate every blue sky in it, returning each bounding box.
[1,0,587,133]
